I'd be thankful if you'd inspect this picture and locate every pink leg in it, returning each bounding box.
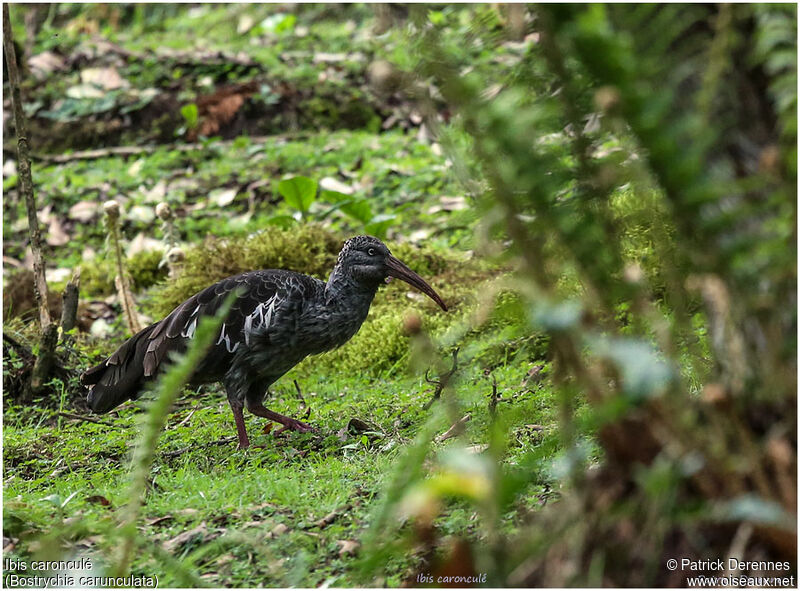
[246,403,314,434]
[229,402,251,449]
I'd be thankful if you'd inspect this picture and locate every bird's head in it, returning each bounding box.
[337,235,448,311]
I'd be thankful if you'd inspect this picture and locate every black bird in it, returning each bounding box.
[82,236,447,448]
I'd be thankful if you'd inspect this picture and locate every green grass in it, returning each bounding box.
[4,353,560,586]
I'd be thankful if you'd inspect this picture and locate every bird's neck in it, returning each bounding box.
[325,264,380,310]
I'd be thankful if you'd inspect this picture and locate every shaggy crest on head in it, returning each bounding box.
[336,235,384,264]
[82,235,447,449]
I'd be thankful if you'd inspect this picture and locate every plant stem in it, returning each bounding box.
[3,4,57,393]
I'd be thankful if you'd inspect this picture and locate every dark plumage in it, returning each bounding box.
[82,236,447,448]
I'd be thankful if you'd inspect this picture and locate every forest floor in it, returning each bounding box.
[3,5,562,586]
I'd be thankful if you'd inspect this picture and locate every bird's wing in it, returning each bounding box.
[141,271,319,377]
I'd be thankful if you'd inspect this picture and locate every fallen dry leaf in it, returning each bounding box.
[313,52,348,63]
[126,232,162,257]
[147,515,174,527]
[65,84,106,99]
[271,523,289,537]
[141,180,167,203]
[68,200,99,222]
[74,535,103,550]
[319,176,354,195]
[465,444,489,454]
[37,204,54,225]
[90,318,112,339]
[337,539,360,556]
[210,188,238,207]
[237,14,255,34]
[426,196,469,215]
[435,413,471,443]
[189,81,258,141]
[4,537,18,552]
[3,159,17,177]
[45,268,73,283]
[85,495,112,507]
[46,217,70,246]
[214,552,236,566]
[28,51,66,79]
[163,522,209,552]
[313,504,351,529]
[80,67,129,90]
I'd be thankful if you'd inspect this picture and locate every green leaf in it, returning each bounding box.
[320,190,374,222]
[232,135,251,150]
[365,214,396,239]
[278,176,318,214]
[275,13,296,33]
[319,189,350,203]
[265,214,298,229]
[428,10,445,26]
[180,103,199,129]
[341,200,374,224]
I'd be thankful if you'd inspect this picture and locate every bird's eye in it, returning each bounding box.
[367,248,376,256]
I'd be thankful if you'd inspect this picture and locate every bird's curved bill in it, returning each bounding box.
[386,255,448,311]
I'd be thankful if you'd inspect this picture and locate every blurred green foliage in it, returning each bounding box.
[356,3,796,586]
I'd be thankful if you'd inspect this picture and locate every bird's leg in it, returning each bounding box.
[229,400,251,449]
[245,401,315,434]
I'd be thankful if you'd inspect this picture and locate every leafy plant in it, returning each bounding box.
[320,189,396,239]
[277,175,318,220]
[179,103,198,129]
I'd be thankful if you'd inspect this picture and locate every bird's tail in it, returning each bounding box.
[81,322,159,413]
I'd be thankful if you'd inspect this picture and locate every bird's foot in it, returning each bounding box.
[246,403,316,435]
[274,417,315,435]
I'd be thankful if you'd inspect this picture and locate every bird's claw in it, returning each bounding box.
[274,418,315,435]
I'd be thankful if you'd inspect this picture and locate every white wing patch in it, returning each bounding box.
[244,294,278,346]
[181,316,197,339]
[216,322,240,353]
[181,304,202,339]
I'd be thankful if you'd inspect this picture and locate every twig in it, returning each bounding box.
[435,413,471,443]
[4,4,58,395]
[308,503,353,530]
[488,373,499,418]
[175,408,196,428]
[422,347,459,410]
[104,201,142,335]
[60,269,81,334]
[3,333,34,361]
[293,379,307,407]
[31,133,313,164]
[3,5,47,329]
[57,411,118,428]
[293,379,311,420]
